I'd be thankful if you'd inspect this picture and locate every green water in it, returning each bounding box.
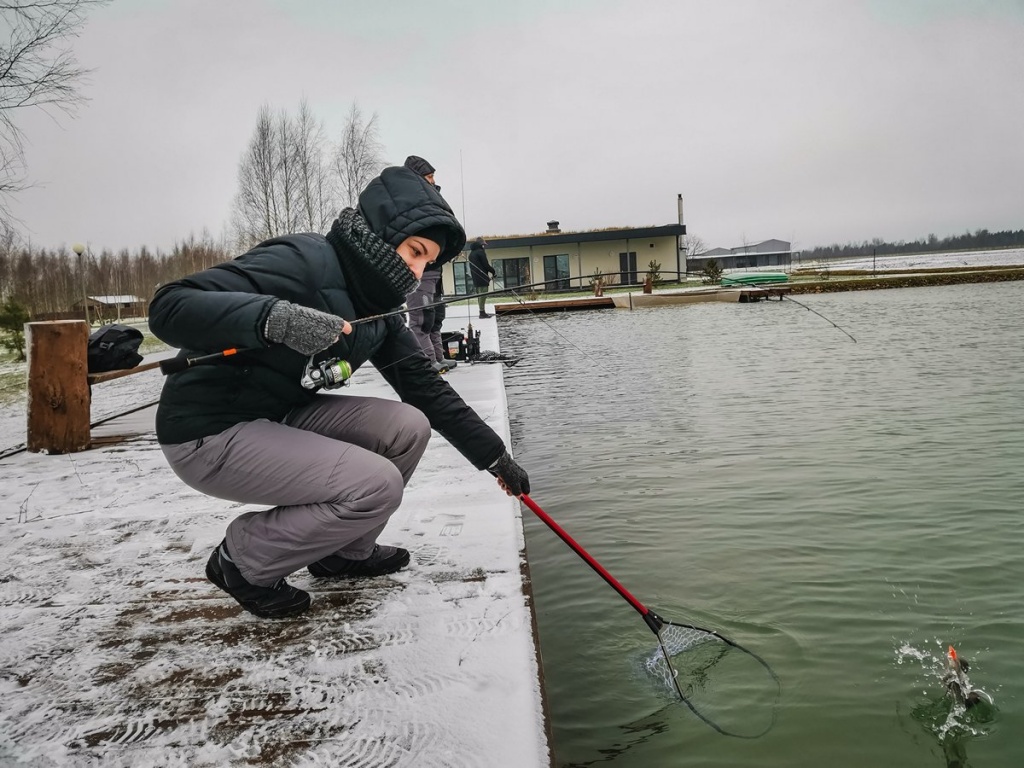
[500,281,1024,767]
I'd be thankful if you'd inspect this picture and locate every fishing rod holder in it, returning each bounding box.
[441,328,481,362]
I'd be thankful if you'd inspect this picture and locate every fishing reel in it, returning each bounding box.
[301,356,352,391]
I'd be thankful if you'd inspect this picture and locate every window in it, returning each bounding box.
[452,262,472,295]
[543,254,570,290]
[493,257,530,290]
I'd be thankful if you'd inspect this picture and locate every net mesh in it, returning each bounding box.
[643,623,725,693]
[639,619,780,738]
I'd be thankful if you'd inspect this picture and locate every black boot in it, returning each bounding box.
[307,544,410,578]
[479,311,493,318]
[206,541,310,619]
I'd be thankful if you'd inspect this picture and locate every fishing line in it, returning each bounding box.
[500,283,605,368]
[744,280,858,343]
[781,293,857,342]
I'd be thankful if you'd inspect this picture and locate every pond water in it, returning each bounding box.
[499,281,1024,767]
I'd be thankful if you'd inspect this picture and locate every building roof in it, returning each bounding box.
[467,224,686,250]
[699,240,792,256]
[87,295,143,305]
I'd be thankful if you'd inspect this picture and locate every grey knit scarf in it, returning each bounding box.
[325,208,419,317]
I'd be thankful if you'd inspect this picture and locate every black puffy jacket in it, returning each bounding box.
[468,243,494,287]
[149,176,503,470]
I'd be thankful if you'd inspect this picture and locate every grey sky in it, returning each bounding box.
[11,0,1024,254]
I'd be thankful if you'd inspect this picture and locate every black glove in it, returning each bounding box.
[265,300,344,356]
[488,450,530,496]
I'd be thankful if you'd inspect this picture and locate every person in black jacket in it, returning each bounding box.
[468,237,496,318]
[402,155,453,372]
[149,166,529,620]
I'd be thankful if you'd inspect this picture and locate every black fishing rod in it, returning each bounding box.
[163,270,830,376]
[348,274,609,327]
[159,348,258,374]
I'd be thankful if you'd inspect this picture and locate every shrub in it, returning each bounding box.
[0,299,30,361]
[701,259,722,285]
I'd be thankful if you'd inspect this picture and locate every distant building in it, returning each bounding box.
[443,220,687,296]
[688,239,792,272]
[72,295,146,321]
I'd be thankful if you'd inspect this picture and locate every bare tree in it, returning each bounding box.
[334,102,386,208]
[0,0,109,210]
[293,98,336,232]
[234,100,387,247]
[681,234,707,258]
[232,105,296,247]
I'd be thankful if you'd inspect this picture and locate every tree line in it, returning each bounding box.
[0,231,232,319]
[802,228,1024,261]
[0,96,388,324]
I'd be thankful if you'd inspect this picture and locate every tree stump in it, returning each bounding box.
[26,321,91,453]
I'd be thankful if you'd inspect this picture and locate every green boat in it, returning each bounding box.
[721,272,789,286]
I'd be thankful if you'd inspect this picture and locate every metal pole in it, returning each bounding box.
[73,243,89,326]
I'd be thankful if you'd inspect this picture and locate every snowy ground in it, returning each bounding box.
[799,246,1024,272]
[0,314,549,767]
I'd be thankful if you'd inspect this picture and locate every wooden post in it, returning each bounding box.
[26,320,91,454]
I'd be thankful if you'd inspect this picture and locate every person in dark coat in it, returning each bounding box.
[149,166,530,620]
[468,237,496,318]
[402,155,454,372]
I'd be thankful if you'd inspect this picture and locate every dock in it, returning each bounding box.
[0,315,551,768]
[494,284,791,314]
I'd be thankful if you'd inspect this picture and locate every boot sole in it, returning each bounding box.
[205,550,310,619]
[307,549,411,579]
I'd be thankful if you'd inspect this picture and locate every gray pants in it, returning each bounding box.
[161,395,430,586]
[473,284,490,313]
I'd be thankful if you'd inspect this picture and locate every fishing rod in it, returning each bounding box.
[348,275,606,327]
[158,348,255,374]
[520,493,781,737]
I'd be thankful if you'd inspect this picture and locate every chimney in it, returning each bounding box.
[677,194,684,225]
[546,220,560,233]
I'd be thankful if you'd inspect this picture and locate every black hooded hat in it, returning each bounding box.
[404,155,436,177]
[357,166,466,266]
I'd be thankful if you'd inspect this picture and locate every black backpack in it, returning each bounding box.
[87,324,144,373]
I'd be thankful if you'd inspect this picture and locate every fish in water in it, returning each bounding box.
[942,646,990,709]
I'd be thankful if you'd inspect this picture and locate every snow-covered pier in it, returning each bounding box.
[0,315,550,767]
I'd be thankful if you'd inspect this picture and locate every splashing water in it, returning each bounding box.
[896,641,996,741]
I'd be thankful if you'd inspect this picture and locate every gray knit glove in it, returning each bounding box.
[265,300,344,356]
[488,450,531,496]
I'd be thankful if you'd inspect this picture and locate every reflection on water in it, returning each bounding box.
[500,281,1024,768]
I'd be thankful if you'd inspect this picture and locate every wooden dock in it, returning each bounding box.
[494,296,614,315]
[493,286,791,315]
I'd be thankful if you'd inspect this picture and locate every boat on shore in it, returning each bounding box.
[721,272,789,286]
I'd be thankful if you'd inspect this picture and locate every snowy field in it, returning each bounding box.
[0,316,548,767]
[800,246,1024,272]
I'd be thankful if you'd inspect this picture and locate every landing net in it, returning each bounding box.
[642,618,781,739]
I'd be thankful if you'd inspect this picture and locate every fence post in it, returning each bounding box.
[26,320,91,454]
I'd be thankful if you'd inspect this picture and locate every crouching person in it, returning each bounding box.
[149,166,530,619]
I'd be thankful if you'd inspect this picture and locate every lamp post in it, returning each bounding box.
[72,243,89,326]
